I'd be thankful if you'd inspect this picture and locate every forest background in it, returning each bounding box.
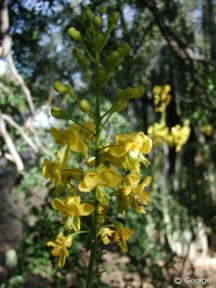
[0,0,216,287]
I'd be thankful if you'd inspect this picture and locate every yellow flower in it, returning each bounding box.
[78,165,121,192]
[52,196,94,231]
[120,173,141,196]
[106,132,152,173]
[117,175,151,214]
[114,223,134,252]
[148,122,171,146]
[133,176,151,214]
[47,232,73,268]
[42,158,83,195]
[153,85,171,112]
[98,227,115,245]
[201,124,213,136]
[171,123,190,152]
[50,121,95,158]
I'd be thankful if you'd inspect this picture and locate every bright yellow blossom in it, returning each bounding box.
[153,85,171,112]
[171,123,191,152]
[42,157,82,195]
[148,121,190,152]
[148,122,171,146]
[117,175,151,214]
[98,227,115,245]
[114,223,134,252]
[106,132,152,173]
[201,124,213,136]
[133,176,151,214]
[51,121,95,158]
[78,165,121,192]
[47,232,73,268]
[51,196,94,231]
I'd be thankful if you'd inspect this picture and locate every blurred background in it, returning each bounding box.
[0,0,216,287]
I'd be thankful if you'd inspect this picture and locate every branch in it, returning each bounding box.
[0,0,11,57]
[2,113,39,153]
[0,113,24,173]
[142,0,206,89]
[6,52,35,114]
[132,19,155,55]
[0,0,35,114]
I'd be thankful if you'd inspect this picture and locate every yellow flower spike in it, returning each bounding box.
[47,232,73,268]
[99,227,115,245]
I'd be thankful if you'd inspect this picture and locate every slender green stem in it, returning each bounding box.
[85,202,99,288]
[85,46,101,288]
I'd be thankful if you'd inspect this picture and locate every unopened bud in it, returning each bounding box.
[50,107,70,119]
[85,8,93,20]
[133,85,144,98]
[93,15,102,28]
[121,43,130,56]
[108,12,119,29]
[67,27,81,41]
[106,51,120,68]
[79,99,91,113]
[117,85,144,100]
[73,48,87,68]
[99,5,107,16]
[111,99,127,112]
[53,81,71,94]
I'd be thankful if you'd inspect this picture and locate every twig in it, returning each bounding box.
[2,113,39,153]
[6,53,35,114]
[0,113,24,173]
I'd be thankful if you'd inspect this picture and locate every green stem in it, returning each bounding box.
[85,48,101,288]
[85,203,99,288]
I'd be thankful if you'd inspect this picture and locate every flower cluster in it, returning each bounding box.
[43,6,152,272]
[43,124,152,266]
[148,85,190,151]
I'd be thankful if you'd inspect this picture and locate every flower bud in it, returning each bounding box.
[108,12,119,29]
[73,48,87,68]
[116,85,144,100]
[110,99,127,112]
[50,107,70,119]
[133,85,144,98]
[121,43,131,56]
[67,27,81,41]
[105,51,120,68]
[53,81,71,94]
[85,8,93,20]
[93,15,102,29]
[79,99,91,113]
[99,5,107,16]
